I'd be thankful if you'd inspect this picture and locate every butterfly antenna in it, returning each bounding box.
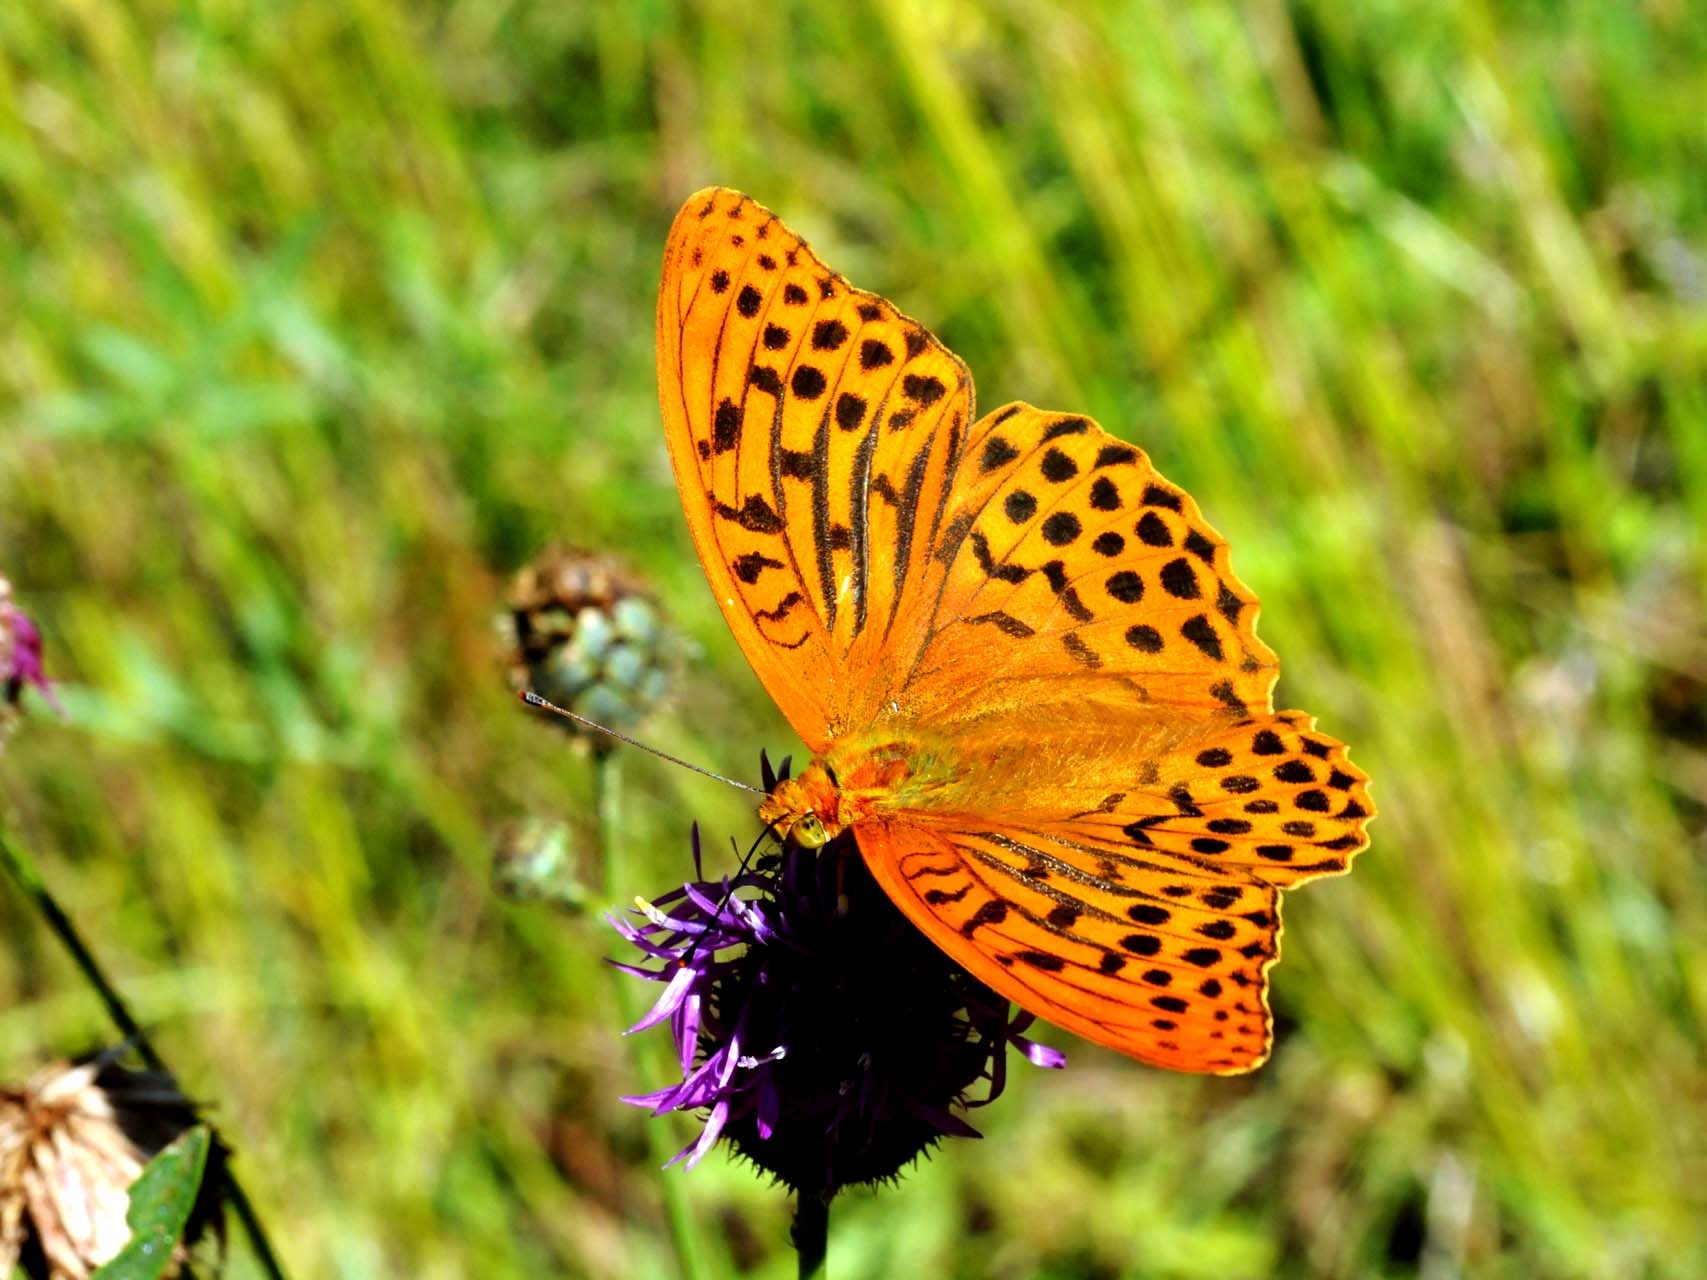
[519,691,763,794]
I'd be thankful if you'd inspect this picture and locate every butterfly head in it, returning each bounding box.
[757,746,931,847]
[757,764,847,849]
[786,810,832,849]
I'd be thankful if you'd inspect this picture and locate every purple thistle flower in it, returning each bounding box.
[0,574,60,721]
[610,812,1064,1198]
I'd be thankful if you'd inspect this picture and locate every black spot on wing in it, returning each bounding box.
[1004,491,1037,523]
[1142,484,1182,511]
[732,552,785,583]
[835,392,866,432]
[1043,416,1090,440]
[1125,624,1163,653]
[1181,615,1224,660]
[1106,570,1144,603]
[791,365,827,400]
[902,374,946,405]
[1040,512,1080,545]
[713,399,741,453]
[982,437,1020,471]
[812,319,849,350]
[715,495,784,533]
[753,592,803,623]
[1040,448,1078,483]
[1040,560,1092,621]
[971,530,1030,584]
[1160,558,1200,599]
[1061,633,1101,668]
[960,899,1009,937]
[966,611,1034,638]
[889,438,935,608]
[1095,443,1137,467]
[1137,512,1172,546]
[860,339,893,370]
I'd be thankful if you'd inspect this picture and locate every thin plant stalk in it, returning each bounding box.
[592,747,710,1280]
[0,820,288,1280]
[792,1192,829,1280]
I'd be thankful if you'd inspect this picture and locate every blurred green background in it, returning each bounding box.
[3,1,1705,1276]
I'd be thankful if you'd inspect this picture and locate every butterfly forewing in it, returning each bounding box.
[658,187,972,747]
[889,404,1278,734]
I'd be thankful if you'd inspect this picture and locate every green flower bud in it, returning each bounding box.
[503,547,685,736]
[492,818,588,912]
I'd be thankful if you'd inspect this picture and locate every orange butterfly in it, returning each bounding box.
[656,188,1372,1074]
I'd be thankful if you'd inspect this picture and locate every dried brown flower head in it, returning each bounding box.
[0,1053,222,1279]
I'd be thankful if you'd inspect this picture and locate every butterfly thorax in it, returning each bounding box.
[758,736,958,847]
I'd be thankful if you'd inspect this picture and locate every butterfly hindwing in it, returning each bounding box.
[1067,712,1374,889]
[848,710,1371,1073]
[854,817,1280,1073]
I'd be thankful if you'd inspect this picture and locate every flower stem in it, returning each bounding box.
[591,747,710,1280]
[0,821,288,1280]
[792,1191,830,1280]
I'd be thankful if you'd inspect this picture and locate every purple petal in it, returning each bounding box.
[664,1046,732,1110]
[672,990,702,1074]
[682,882,730,919]
[682,1098,730,1170]
[714,1032,742,1090]
[604,912,649,944]
[606,959,672,980]
[1018,1037,1067,1069]
[755,1074,780,1140]
[661,1134,701,1170]
[2,605,60,711]
[620,1085,681,1110]
[627,963,696,1033]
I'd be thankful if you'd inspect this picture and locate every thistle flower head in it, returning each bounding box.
[0,1051,223,1279]
[501,546,683,735]
[611,791,1064,1198]
[0,575,58,739]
